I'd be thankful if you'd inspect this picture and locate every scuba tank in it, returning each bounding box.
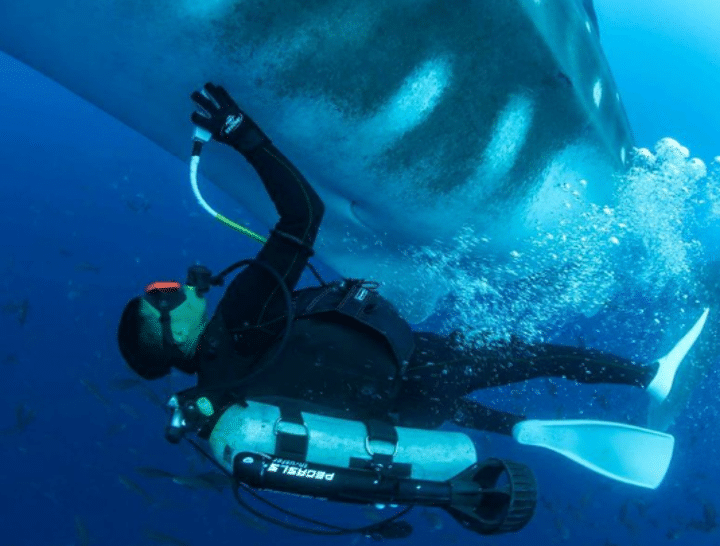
[167,394,537,536]
[208,400,477,482]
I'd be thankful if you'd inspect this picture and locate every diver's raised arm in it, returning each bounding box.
[190,82,324,248]
[189,82,324,352]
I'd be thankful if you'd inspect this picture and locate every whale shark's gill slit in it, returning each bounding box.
[359,56,453,153]
[472,94,535,192]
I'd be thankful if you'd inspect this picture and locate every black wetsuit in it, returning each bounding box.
[189,139,657,435]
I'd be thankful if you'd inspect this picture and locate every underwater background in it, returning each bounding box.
[1,0,719,545]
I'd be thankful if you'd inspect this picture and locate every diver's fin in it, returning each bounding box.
[646,308,710,404]
[647,307,715,431]
[512,419,674,489]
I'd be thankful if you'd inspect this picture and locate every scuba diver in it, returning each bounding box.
[117,83,709,539]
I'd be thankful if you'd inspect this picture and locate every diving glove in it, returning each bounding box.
[191,82,270,154]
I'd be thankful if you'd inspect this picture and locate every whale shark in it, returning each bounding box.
[0,0,633,321]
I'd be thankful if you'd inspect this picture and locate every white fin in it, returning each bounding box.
[513,419,674,489]
[647,308,710,403]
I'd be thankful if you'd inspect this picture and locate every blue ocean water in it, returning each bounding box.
[1,1,719,545]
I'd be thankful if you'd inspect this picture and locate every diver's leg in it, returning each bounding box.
[645,265,717,430]
[646,306,713,430]
[449,398,524,436]
[396,332,655,429]
[405,332,657,393]
[509,343,657,387]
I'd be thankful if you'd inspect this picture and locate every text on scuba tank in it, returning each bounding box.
[267,462,335,481]
[273,458,307,468]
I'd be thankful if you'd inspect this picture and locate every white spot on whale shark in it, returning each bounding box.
[593,79,603,108]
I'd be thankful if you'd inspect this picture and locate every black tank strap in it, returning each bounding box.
[274,404,309,462]
[350,419,411,478]
[366,418,398,445]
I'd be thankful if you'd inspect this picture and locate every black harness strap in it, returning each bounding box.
[274,404,309,461]
[293,279,415,375]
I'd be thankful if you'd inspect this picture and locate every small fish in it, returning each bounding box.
[171,474,222,492]
[703,501,717,530]
[2,354,18,365]
[108,377,142,391]
[618,500,637,533]
[80,378,111,406]
[540,495,555,512]
[634,499,649,517]
[135,466,177,479]
[1,403,36,434]
[124,194,152,214]
[15,403,36,432]
[140,387,166,409]
[118,475,153,504]
[75,261,101,273]
[688,500,718,532]
[75,516,90,546]
[195,471,232,491]
[118,403,140,419]
[2,298,29,326]
[142,529,191,546]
